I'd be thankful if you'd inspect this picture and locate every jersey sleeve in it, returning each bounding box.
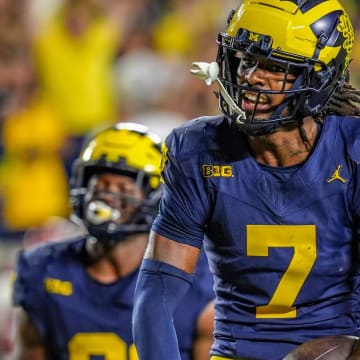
[13,247,49,337]
[152,125,213,248]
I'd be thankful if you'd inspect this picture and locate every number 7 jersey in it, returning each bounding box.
[152,114,360,360]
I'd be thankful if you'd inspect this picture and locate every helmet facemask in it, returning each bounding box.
[69,123,162,251]
[217,30,337,135]
[213,0,354,136]
[79,170,162,250]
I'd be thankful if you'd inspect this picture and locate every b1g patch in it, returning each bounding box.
[201,165,233,178]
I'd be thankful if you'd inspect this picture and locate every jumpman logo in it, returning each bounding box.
[327,164,347,184]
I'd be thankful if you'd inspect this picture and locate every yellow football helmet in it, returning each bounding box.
[216,0,354,135]
[70,122,162,245]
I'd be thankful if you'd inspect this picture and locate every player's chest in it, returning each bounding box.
[204,160,354,274]
[204,156,352,221]
[43,268,136,335]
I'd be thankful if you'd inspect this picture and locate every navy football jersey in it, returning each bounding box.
[13,237,214,360]
[152,114,360,360]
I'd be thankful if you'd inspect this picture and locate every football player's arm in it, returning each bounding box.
[193,299,215,360]
[13,308,46,360]
[133,231,200,360]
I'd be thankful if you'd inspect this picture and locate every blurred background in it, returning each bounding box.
[0,0,359,355]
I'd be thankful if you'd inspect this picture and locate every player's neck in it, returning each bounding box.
[86,233,148,283]
[247,116,318,167]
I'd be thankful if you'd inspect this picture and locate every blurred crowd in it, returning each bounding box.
[0,0,239,248]
[0,0,359,356]
[0,0,225,355]
[0,0,360,261]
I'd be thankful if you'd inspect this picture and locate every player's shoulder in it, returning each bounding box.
[333,114,360,134]
[13,236,86,307]
[173,114,229,132]
[17,236,86,278]
[166,115,232,152]
[327,115,360,161]
[165,114,248,160]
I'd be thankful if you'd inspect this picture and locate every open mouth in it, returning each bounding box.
[242,91,270,112]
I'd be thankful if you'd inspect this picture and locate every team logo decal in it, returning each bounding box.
[337,12,354,72]
[327,164,347,184]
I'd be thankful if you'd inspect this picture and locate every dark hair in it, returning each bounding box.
[317,70,360,122]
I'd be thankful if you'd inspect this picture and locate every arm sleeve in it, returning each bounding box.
[132,259,194,360]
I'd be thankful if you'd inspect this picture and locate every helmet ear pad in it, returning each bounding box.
[301,67,346,117]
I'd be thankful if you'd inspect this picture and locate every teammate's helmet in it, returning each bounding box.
[70,122,162,247]
[217,0,354,135]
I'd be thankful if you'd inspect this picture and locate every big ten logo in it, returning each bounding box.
[202,165,233,178]
[44,277,73,296]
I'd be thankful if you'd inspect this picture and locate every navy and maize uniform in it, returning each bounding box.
[13,237,214,360]
[152,114,360,360]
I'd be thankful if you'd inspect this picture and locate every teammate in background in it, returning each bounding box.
[132,1,360,359]
[12,123,214,360]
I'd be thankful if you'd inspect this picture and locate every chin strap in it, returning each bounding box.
[190,61,246,123]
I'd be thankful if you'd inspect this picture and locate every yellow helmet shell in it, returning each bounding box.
[215,0,355,134]
[226,0,354,72]
[70,122,163,242]
[77,122,162,190]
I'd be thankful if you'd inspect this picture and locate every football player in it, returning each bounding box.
[132,1,360,360]
[12,122,215,360]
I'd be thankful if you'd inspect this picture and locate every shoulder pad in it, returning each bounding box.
[166,115,233,155]
[338,116,360,162]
